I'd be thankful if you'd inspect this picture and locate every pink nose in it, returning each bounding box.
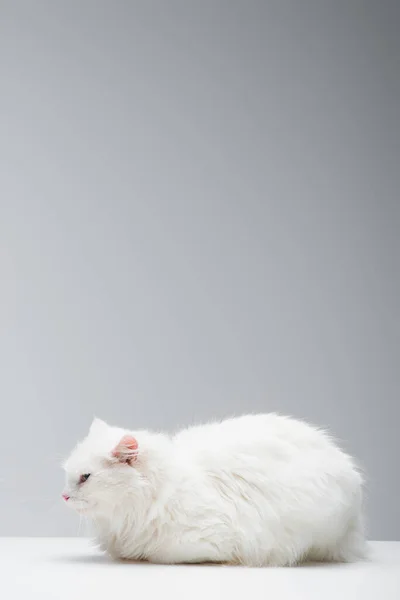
[62,493,70,501]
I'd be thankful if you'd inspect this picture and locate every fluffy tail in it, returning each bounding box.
[334,513,368,562]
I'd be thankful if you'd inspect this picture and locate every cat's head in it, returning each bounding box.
[62,418,152,518]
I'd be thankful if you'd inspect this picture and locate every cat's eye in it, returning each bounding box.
[79,473,91,484]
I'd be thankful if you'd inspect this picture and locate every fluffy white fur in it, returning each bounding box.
[63,414,366,566]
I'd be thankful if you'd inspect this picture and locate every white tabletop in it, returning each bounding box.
[1,538,399,600]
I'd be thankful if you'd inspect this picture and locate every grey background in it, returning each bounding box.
[0,1,399,539]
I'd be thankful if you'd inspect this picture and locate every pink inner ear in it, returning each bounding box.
[112,435,139,462]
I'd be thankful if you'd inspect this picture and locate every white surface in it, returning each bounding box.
[0,539,399,600]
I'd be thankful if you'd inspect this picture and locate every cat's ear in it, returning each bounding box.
[89,417,108,434]
[112,434,139,464]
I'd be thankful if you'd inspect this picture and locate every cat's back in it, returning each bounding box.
[173,413,334,462]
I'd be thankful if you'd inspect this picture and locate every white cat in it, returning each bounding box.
[62,414,366,566]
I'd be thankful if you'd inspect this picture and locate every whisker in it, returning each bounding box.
[47,500,63,513]
[77,513,83,537]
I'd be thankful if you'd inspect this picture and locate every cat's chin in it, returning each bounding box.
[67,499,91,515]
[75,506,91,515]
